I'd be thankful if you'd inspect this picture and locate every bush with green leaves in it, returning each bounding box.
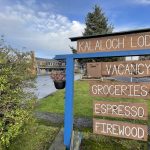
[0,38,36,148]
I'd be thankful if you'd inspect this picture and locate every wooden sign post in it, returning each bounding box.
[55,29,150,149]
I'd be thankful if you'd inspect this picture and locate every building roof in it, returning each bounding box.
[70,28,150,41]
[35,57,54,61]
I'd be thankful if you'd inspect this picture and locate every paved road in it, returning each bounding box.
[33,74,81,99]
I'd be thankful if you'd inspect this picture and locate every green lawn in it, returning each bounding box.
[80,132,147,150]
[6,122,60,150]
[36,80,94,117]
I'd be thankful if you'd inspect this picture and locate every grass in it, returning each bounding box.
[5,122,60,150]
[35,80,150,150]
[80,132,148,150]
[35,80,95,116]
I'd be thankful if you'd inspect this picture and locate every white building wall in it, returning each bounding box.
[125,56,139,61]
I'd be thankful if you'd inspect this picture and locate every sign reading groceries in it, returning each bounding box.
[90,82,150,99]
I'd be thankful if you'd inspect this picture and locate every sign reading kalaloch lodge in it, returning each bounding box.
[76,31,150,53]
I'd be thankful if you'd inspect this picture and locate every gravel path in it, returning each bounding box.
[35,112,92,129]
[35,112,150,134]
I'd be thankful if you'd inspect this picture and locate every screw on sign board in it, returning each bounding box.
[90,81,150,99]
[93,101,148,120]
[93,119,148,141]
[87,60,150,78]
[76,31,150,53]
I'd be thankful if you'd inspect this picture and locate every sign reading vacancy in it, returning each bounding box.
[90,82,150,99]
[93,101,148,120]
[87,60,150,77]
[77,31,150,53]
[93,119,148,141]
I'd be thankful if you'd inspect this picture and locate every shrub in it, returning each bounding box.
[0,37,36,149]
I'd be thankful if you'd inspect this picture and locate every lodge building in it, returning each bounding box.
[35,57,66,75]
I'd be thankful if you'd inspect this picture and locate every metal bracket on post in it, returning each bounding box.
[64,56,74,150]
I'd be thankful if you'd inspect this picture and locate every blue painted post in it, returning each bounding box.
[64,56,74,149]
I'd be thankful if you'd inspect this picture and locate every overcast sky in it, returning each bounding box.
[0,0,150,58]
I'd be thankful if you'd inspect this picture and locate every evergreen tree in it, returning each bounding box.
[83,5,113,36]
[79,5,124,73]
[71,5,124,73]
[70,46,77,54]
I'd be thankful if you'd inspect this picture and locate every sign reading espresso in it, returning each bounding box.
[90,82,150,99]
[93,101,148,120]
[93,119,148,141]
[77,31,150,53]
[87,60,150,77]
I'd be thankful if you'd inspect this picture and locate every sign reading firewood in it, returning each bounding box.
[93,119,148,141]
